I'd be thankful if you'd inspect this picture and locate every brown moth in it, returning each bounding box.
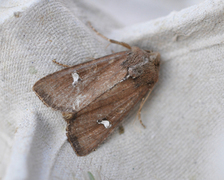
[33,24,160,156]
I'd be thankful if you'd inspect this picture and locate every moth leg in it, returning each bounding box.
[88,22,132,50]
[136,89,153,128]
[52,59,71,68]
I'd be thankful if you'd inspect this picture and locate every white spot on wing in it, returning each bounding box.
[71,71,79,87]
[97,119,112,128]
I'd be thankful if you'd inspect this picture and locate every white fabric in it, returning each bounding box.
[1,0,224,179]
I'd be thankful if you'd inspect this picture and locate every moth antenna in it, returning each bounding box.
[88,22,132,50]
[52,59,71,68]
[136,89,153,128]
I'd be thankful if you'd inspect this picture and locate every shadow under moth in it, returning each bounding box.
[33,23,160,156]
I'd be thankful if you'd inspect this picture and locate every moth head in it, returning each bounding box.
[149,52,160,67]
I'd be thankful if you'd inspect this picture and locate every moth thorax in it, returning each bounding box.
[128,57,150,78]
[128,66,143,78]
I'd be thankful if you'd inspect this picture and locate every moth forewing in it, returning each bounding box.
[33,29,160,156]
[33,51,128,113]
[66,79,153,156]
[65,49,159,156]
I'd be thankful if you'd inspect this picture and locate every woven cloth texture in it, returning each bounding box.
[1,0,224,179]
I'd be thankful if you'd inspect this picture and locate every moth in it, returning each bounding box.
[33,23,160,156]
